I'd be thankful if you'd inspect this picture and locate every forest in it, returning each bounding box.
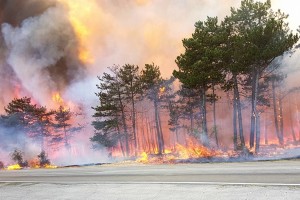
[0,0,299,162]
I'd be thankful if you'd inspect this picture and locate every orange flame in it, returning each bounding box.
[137,140,219,164]
[58,0,94,64]
[52,92,64,104]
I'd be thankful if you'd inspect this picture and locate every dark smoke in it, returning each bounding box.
[0,0,86,108]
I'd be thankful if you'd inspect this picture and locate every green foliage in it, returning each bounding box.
[53,106,82,148]
[2,97,54,140]
[174,17,225,89]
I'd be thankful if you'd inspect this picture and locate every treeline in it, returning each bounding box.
[0,97,82,151]
[91,0,299,155]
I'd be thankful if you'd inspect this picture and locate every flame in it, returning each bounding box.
[137,152,149,163]
[159,87,166,93]
[52,92,64,104]
[28,159,58,169]
[58,0,94,64]
[29,159,40,168]
[44,164,58,169]
[137,140,219,164]
[7,164,22,170]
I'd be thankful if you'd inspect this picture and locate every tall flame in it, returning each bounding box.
[57,0,94,64]
[52,92,64,104]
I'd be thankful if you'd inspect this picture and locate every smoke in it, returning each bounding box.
[0,0,299,165]
[1,5,85,106]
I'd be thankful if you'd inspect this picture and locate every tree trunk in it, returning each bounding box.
[118,92,130,157]
[271,80,283,145]
[288,98,297,142]
[264,113,268,145]
[200,87,209,146]
[154,98,163,155]
[233,97,238,151]
[158,109,165,152]
[233,74,245,147]
[116,121,125,157]
[296,95,300,142]
[250,69,259,148]
[279,89,284,144]
[131,90,138,156]
[255,114,261,153]
[212,83,219,147]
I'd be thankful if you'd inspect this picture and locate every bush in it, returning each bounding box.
[10,149,28,167]
[0,161,4,169]
[38,151,50,167]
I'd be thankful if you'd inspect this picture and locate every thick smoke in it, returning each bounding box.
[0,0,299,165]
[1,5,85,106]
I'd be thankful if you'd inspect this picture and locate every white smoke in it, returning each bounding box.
[1,5,76,105]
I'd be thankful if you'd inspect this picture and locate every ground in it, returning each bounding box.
[0,160,299,200]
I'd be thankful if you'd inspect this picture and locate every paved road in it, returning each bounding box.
[0,160,300,200]
[0,160,299,185]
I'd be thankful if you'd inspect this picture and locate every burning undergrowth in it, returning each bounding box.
[0,0,300,169]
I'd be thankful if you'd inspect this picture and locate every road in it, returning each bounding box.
[0,160,300,199]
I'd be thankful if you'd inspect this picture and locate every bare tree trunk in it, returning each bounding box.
[264,113,268,145]
[154,99,163,155]
[233,74,245,147]
[250,70,259,148]
[288,98,297,142]
[212,83,218,147]
[296,94,300,142]
[233,97,238,151]
[118,93,130,157]
[279,89,284,144]
[131,92,138,156]
[272,80,283,145]
[200,87,209,146]
[158,109,165,152]
[116,123,125,157]
[255,114,261,153]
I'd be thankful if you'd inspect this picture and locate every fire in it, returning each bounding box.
[57,0,94,64]
[44,164,58,169]
[7,164,22,170]
[137,140,219,164]
[52,92,64,104]
[159,87,166,93]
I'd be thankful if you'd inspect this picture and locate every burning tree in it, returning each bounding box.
[10,149,28,167]
[140,63,175,155]
[53,106,82,149]
[92,67,131,157]
[0,161,4,169]
[174,17,225,147]
[1,97,54,150]
[118,64,142,156]
[226,0,298,151]
[173,0,299,153]
[37,150,50,167]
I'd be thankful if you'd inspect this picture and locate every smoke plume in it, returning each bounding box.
[0,0,299,165]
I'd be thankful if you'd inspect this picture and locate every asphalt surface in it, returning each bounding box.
[0,160,300,185]
[0,160,300,200]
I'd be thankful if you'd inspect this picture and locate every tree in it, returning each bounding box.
[92,67,130,157]
[10,149,28,167]
[54,106,82,149]
[174,17,225,146]
[37,150,50,167]
[2,97,54,150]
[118,64,142,156]
[227,0,298,151]
[140,63,169,155]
